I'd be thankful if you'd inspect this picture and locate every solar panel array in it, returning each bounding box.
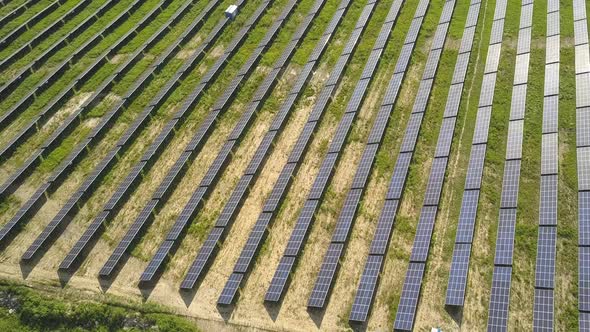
[445,0,507,310]
[0,0,178,200]
[12,0,227,261]
[342,0,454,322]
[136,0,334,287]
[0,0,195,246]
[178,0,359,296]
[97,0,298,278]
[0,0,93,72]
[533,0,560,330]
[258,0,404,307]
[487,1,532,329]
[306,0,419,311]
[575,0,590,326]
[0,0,43,29]
[0,0,61,49]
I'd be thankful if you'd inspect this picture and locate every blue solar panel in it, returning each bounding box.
[369,199,398,255]
[265,255,295,302]
[445,243,471,306]
[409,206,437,262]
[284,199,318,256]
[487,266,512,331]
[533,288,554,331]
[349,255,382,323]
[423,157,447,206]
[494,208,516,266]
[218,272,243,305]
[386,152,412,199]
[464,144,486,190]
[308,243,343,309]
[393,262,425,331]
[535,226,556,289]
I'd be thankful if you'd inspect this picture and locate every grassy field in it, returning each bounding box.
[0,0,586,330]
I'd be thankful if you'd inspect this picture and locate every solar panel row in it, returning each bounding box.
[0,1,199,245]
[49,1,244,270]
[0,0,92,72]
[100,0,304,282]
[310,0,428,312]
[0,0,43,29]
[486,0,533,329]
[213,0,374,305]
[444,0,505,311]
[134,0,340,289]
[575,0,590,326]
[263,0,387,305]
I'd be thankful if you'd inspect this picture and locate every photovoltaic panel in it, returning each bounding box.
[479,73,497,106]
[308,152,337,199]
[577,73,590,107]
[444,83,463,118]
[367,106,391,144]
[393,262,425,331]
[546,35,560,65]
[533,288,554,331]
[328,112,354,153]
[485,43,501,74]
[263,163,295,212]
[400,112,424,153]
[369,199,398,255]
[411,79,433,114]
[459,26,476,54]
[541,133,558,174]
[409,206,437,262]
[500,160,521,208]
[574,20,588,46]
[445,243,471,306]
[510,84,527,120]
[350,143,378,189]
[284,199,318,256]
[487,266,512,331]
[218,272,243,305]
[582,312,590,332]
[265,255,295,302]
[580,246,590,312]
[494,208,516,266]
[385,152,412,199]
[517,27,531,55]
[464,144,486,190]
[505,120,523,160]
[578,147,590,191]
[423,157,447,206]
[545,62,560,96]
[543,95,558,134]
[539,175,558,226]
[452,53,470,84]
[578,45,590,75]
[580,192,590,246]
[435,117,455,157]
[233,213,271,273]
[331,188,362,243]
[308,242,343,308]
[455,189,479,243]
[422,49,442,79]
[395,44,413,74]
[535,226,556,289]
[349,255,383,323]
[180,227,223,289]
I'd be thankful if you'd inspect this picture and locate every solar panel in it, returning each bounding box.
[578,46,590,76]
[545,35,560,65]
[580,192,590,246]
[351,143,378,189]
[580,246,590,312]
[328,112,354,153]
[409,206,437,262]
[573,0,587,21]
[510,84,527,120]
[444,83,464,118]
[284,199,318,256]
[485,43,501,74]
[479,73,497,106]
[535,226,556,289]
[308,152,337,199]
[489,19,505,45]
[393,262,425,331]
[487,266,512,330]
[382,73,403,106]
[234,213,271,273]
[346,78,370,112]
[533,288,554,331]
[500,160,521,209]
[265,255,295,302]
[263,163,295,212]
[543,95,559,134]
[423,157,447,206]
[578,147,590,191]
[422,49,442,80]
[465,3,480,27]
[367,106,391,144]
[464,144,486,190]
[218,273,243,305]
[459,27,476,55]
[331,188,362,243]
[349,255,383,323]
[369,199,398,255]
[140,240,173,283]
[395,44,413,74]
[180,227,223,289]
[538,175,558,227]
[506,120,524,160]
[514,26,531,55]
[360,49,382,79]
[514,53,530,86]
[412,79,433,114]
[445,243,471,306]
[400,112,424,152]
[308,87,334,122]
[494,208,516,266]
[308,242,343,308]
[435,118,456,157]
[386,152,412,199]
[545,63,560,96]
[245,131,275,174]
[574,20,588,46]
[544,11,561,40]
